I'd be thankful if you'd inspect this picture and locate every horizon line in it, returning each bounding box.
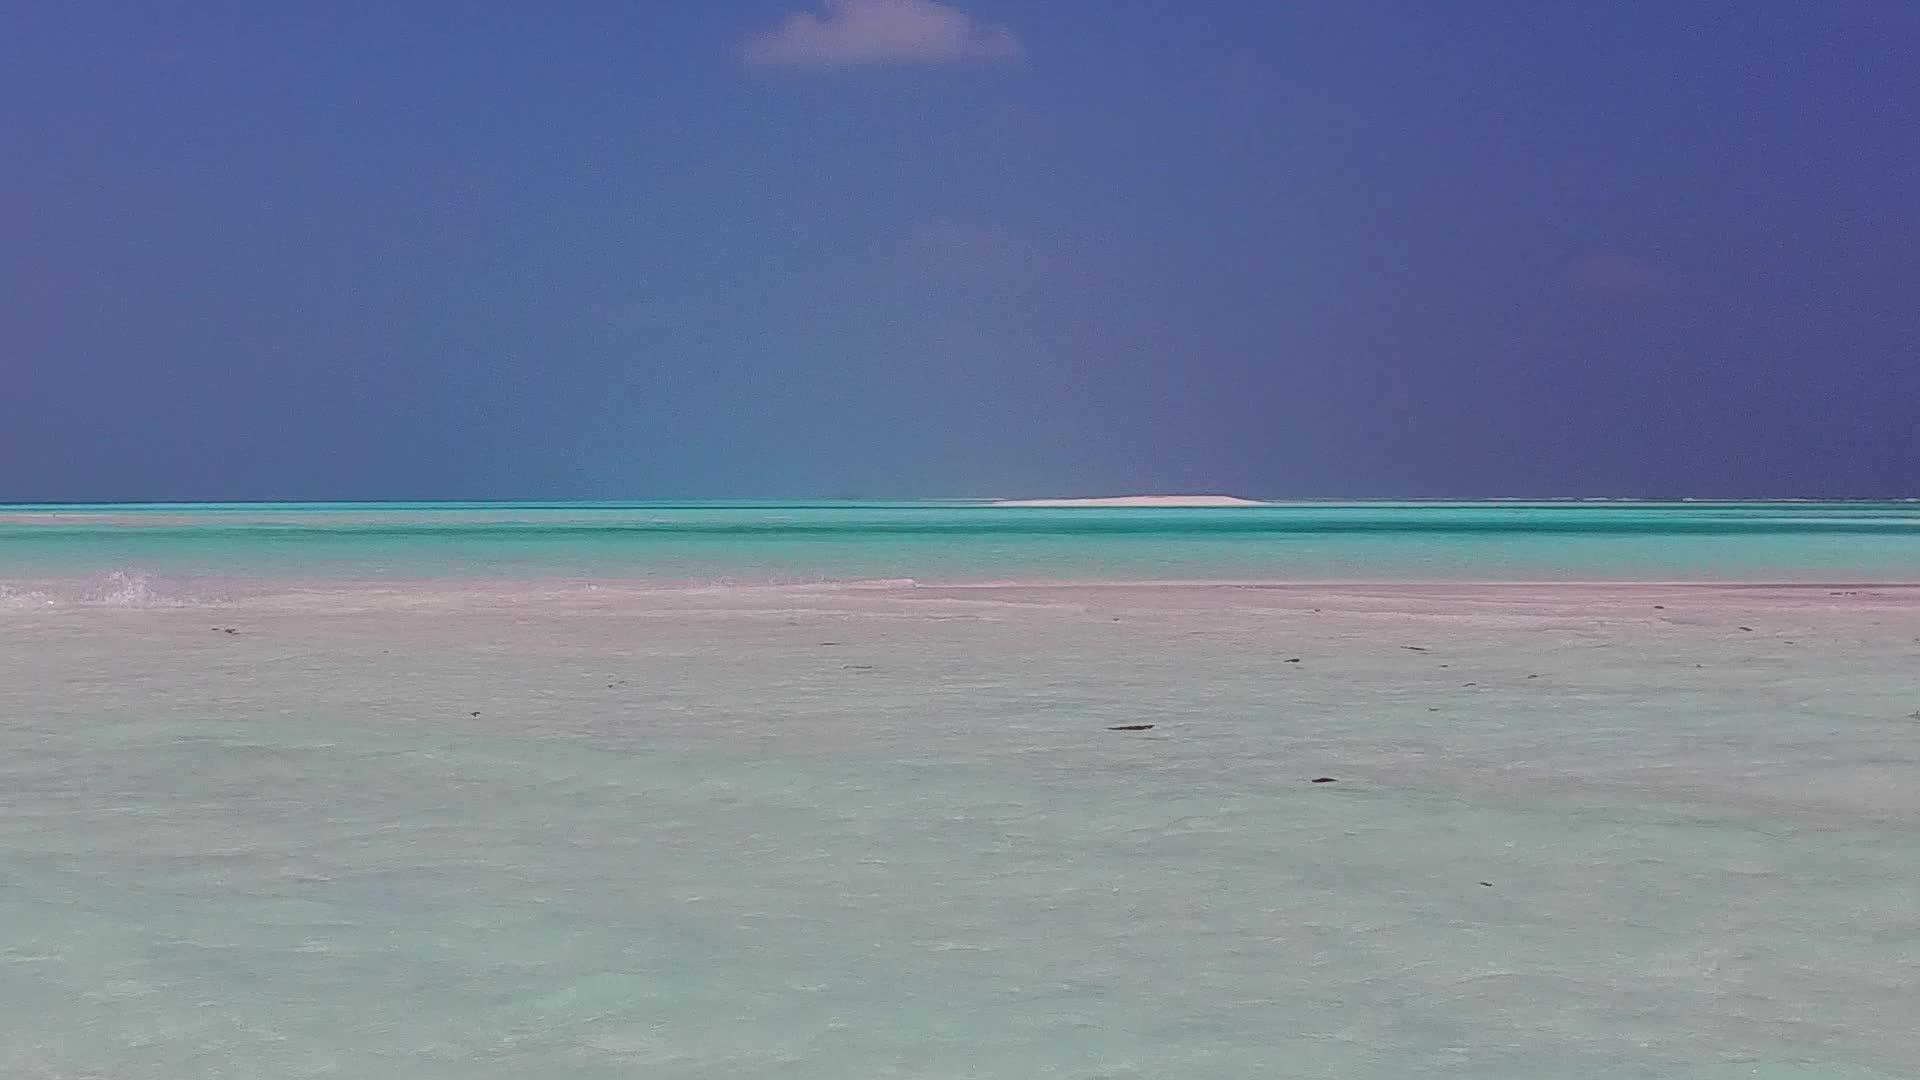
[5,496,1920,510]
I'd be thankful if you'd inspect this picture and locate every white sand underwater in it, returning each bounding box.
[3,580,1918,1078]
[990,496,1269,507]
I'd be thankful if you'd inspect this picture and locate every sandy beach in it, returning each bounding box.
[5,577,1919,1077]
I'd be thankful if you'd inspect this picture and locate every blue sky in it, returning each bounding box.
[3,1,1916,500]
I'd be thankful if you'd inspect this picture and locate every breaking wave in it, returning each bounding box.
[0,569,215,609]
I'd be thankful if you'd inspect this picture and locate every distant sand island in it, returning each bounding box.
[992,495,1267,507]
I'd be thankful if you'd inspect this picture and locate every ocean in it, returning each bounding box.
[3,503,1917,1078]
[4,501,1920,592]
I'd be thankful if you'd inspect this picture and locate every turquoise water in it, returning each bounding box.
[3,501,1920,583]
[6,503,1920,1076]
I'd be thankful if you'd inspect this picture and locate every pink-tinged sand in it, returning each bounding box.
[4,579,1919,1076]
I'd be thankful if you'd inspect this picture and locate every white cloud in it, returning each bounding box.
[743,0,1024,69]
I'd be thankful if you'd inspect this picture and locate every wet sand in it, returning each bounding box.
[3,580,1917,1078]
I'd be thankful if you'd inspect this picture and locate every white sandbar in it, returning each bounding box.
[991,494,1267,507]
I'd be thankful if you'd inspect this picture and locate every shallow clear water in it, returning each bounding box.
[4,501,1920,586]
[3,507,1918,1077]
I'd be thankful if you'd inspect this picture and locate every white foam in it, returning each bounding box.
[0,585,57,609]
[0,568,222,609]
